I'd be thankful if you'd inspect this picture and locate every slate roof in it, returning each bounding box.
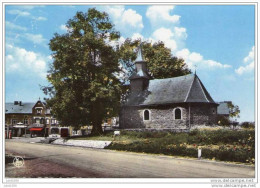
[125,74,217,106]
[217,102,230,115]
[5,103,35,114]
[5,102,52,114]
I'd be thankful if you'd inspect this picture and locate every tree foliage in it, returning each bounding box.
[227,102,240,118]
[240,122,255,129]
[119,39,191,82]
[43,9,122,135]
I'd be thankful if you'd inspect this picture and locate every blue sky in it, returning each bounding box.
[4,4,255,122]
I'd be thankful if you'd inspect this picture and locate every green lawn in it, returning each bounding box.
[70,128,255,164]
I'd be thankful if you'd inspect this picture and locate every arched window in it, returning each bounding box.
[144,110,150,121]
[174,108,182,120]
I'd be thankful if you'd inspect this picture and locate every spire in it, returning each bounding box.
[136,42,144,62]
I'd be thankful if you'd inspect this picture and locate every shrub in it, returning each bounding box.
[241,122,255,129]
[104,129,255,163]
[216,115,230,126]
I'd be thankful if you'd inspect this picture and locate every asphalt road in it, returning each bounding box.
[5,141,255,178]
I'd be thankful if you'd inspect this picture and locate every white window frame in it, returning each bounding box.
[35,107,43,114]
[35,118,40,124]
[51,119,56,124]
[36,109,42,114]
[173,107,182,120]
[143,109,151,121]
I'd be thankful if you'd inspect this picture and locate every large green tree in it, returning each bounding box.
[43,8,122,135]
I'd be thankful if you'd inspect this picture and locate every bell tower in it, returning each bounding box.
[129,44,151,93]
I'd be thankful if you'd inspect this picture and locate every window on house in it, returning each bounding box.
[144,110,150,121]
[37,109,42,114]
[51,128,59,134]
[46,118,49,124]
[12,119,17,125]
[174,108,182,120]
[35,118,40,124]
[40,118,44,124]
[24,119,28,124]
[51,119,56,124]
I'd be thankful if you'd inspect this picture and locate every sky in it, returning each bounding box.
[4,4,255,122]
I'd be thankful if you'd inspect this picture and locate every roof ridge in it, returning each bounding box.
[152,74,193,82]
[184,74,195,102]
[196,76,210,102]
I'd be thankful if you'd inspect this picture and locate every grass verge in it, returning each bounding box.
[70,129,255,164]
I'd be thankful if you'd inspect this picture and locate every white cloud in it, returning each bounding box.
[24,33,47,45]
[189,52,203,62]
[107,36,126,48]
[35,16,47,21]
[122,9,143,28]
[174,27,187,40]
[106,6,124,18]
[6,21,27,31]
[60,24,68,31]
[105,6,143,35]
[5,44,48,79]
[243,46,254,63]
[235,62,254,75]
[60,24,73,32]
[176,48,231,70]
[131,33,144,41]
[8,9,30,17]
[151,27,177,50]
[17,5,45,10]
[146,6,180,26]
[235,46,255,75]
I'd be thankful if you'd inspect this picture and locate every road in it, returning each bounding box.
[5,140,255,178]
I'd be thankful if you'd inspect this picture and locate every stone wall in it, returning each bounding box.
[189,103,217,126]
[119,103,218,130]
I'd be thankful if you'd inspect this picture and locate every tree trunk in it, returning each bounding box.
[91,123,103,136]
[90,100,104,136]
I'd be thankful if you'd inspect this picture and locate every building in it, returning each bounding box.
[5,99,59,137]
[119,47,218,130]
[5,99,111,137]
[217,101,231,118]
[217,101,239,126]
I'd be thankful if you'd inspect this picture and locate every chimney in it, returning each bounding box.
[19,101,22,106]
[14,101,19,105]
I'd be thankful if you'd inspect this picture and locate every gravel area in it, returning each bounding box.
[52,138,112,148]
[6,137,112,149]
[6,137,44,143]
